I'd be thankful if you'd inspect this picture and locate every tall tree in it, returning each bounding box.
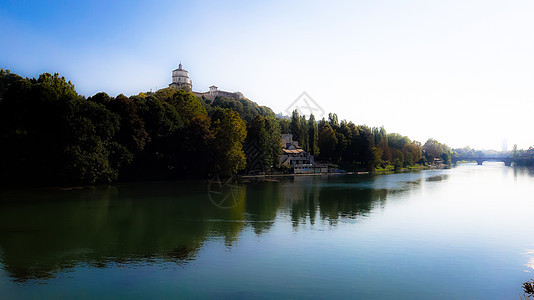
[299,114,309,151]
[211,108,247,176]
[318,123,337,162]
[290,109,301,142]
[423,138,451,166]
[135,95,182,139]
[308,114,319,156]
[169,90,207,125]
[264,116,282,169]
[328,113,339,129]
[102,94,149,157]
[246,115,270,171]
[279,118,290,134]
[354,125,375,170]
[0,72,123,184]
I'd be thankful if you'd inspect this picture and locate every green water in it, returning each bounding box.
[0,163,533,299]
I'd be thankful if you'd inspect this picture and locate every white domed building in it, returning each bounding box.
[168,62,243,101]
[169,63,192,91]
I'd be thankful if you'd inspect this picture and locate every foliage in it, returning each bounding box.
[246,115,270,171]
[246,115,282,171]
[423,138,452,166]
[0,71,253,184]
[279,118,290,134]
[0,69,445,184]
[308,114,319,156]
[169,90,207,125]
[265,116,282,169]
[211,96,275,123]
[318,123,337,162]
[210,108,247,176]
[0,72,119,184]
[289,110,302,145]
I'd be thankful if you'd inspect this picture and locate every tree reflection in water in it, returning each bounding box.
[0,173,424,282]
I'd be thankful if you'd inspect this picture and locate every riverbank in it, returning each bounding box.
[239,163,448,181]
[239,171,366,182]
[374,163,448,174]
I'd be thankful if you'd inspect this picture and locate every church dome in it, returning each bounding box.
[171,63,192,87]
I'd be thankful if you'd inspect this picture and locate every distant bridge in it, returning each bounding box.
[453,150,534,167]
[452,156,514,166]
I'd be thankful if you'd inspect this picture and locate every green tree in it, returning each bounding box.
[423,138,451,166]
[246,115,270,171]
[265,116,282,169]
[308,114,319,156]
[100,94,149,156]
[371,147,383,169]
[373,126,391,163]
[290,109,301,142]
[64,100,122,183]
[0,72,122,184]
[299,114,309,151]
[333,121,351,163]
[403,141,422,166]
[279,118,290,134]
[318,123,337,162]
[211,96,275,123]
[354,125,375,170]
[154,87,177,102]
[328,113,339,129]
[391,149,404,170]
[168,90,207,125]
[173,114,214,177]
[211,108,247,175]
[136,95,182,138]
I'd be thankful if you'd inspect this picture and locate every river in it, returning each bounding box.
[0,163,533,299]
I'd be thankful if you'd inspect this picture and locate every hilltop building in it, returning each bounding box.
[169,63,192,92]
[193,85,244,101]
[168,63,243,101]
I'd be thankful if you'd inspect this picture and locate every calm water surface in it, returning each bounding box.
[1,163,533,299]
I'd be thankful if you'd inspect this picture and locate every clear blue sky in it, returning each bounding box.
[1,0,533,150]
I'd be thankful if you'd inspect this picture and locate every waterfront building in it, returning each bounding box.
[280,134,314,168]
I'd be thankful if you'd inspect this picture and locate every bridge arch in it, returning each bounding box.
[452,156,513,166]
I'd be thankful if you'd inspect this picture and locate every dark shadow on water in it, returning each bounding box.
[514,166,534,180]
[0,173,433,282]
[426,174,449,182]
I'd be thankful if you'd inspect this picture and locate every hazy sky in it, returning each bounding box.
[1,0,533,150]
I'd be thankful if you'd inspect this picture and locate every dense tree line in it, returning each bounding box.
[0,70,451,185]
[0,71,272,184]
[422,138,452,166]
[511,145,534,166]
[283,110,448,171]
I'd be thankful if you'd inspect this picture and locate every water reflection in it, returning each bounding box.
[426,174,449,182]
[0,182,243,282]
[514,166,534,179]
[524,249,534,272]
[0,173,430,282]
